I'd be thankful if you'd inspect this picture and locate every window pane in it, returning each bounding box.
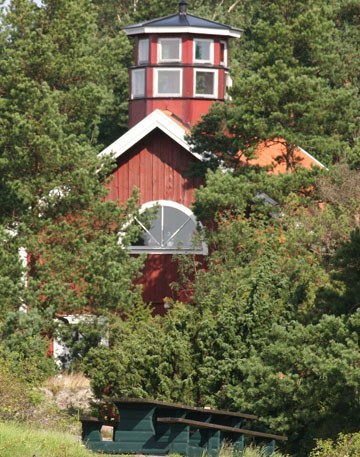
[195,71,214,95]
[132,69,145,97]
[163,207,200,249]
[195,40,211,61]
[163,207,191,248]
[157,70,180,94]
[225,71,233,99]
[134,207,162,247]
[160,39,180,61]
[130,202,206,253]
[138,39,149,64]
[220,42,226,65]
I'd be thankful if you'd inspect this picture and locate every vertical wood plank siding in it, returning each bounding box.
[106,130,202,305]
[107,130,201,206]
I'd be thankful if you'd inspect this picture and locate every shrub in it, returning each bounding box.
[0,356,75,431]
[310,432,360,457]
[0,308,57,384]
[0,360,38,421]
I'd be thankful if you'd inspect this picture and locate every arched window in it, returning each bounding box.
[130,200,208,255]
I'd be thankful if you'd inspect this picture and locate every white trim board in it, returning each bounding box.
[125,26,241,38]
[99,109,202,161]
[99,110,325,169]
[298,146,326,169]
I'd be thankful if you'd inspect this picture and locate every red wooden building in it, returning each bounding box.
[99,1,241,311]
[100,1,323,312]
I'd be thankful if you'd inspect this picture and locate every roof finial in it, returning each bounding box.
[178,0,188,15]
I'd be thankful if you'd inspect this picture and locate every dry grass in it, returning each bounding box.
[44,373,91,393]
[220,442,287,457]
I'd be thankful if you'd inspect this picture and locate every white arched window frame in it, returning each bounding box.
[130,200,208,255]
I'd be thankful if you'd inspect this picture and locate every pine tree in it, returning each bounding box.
[189,0,359,170]
[0,0,143,325]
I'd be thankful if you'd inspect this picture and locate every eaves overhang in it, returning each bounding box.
[124,26,241,38]
[123,13,242,38]
[99,109,202,161]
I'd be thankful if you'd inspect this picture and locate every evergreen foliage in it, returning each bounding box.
[84,167,360,456]
[189,0,359,171]
[0,2,359,457]
[0,0,143,364]
[0,227,24,318]
[310,431,360,457]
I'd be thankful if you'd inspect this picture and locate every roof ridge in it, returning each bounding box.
[99,109,200,161]
[123,13,179,29]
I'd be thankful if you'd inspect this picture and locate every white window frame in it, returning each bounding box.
[154,68,183,97]
[158,38,182,63]
[220,40,228,66]
[129,200,208,255]
[131,68,146,98]
[225,71,233,100]
[194,68,218,98]
[193,38,214,64]
[138,38,149,64]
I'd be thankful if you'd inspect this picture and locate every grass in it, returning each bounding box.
[239,447,286,457]
[220,443,287,457]
[0,421,114,457]
[0,421,288,457]
[44,373,91,393]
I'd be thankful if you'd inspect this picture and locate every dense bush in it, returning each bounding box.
[0,358,42,422]
[83,168,360,456]
[83,303,360,456]
[0,308,56,384]
[83,303,196,402]
[310,432,360,457]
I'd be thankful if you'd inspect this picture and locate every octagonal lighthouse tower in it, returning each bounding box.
[124,1,242,128]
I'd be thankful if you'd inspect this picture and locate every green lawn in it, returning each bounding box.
[0,421,287,457]
[0,421,114,457]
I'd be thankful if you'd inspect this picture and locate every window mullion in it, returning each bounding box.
[134,217,161,247]
[161,206,164,247]
[164,217,192,246]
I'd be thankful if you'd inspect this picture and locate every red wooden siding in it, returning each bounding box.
[106,129,203,306]
[140,255,178,313]
[129,97,216,129]
[107,129,202,206]
[128,34,228,127]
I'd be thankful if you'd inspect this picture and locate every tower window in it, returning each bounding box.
[154,68,182,96]
[138,38,149,64]
[130,200,208,255]
[194,39,213,63]
[158,38,181,62]
[194,69,218,97]
[131,69,145,98]
[225,71,233,99]
[220,41,227,66]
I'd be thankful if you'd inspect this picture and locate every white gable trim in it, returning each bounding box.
[298,146,326,169]
[99,109,202,161]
